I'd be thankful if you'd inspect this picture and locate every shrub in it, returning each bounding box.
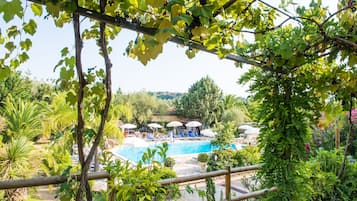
[197,153,209,163]
[164,157,175,168]
[236,146,260,165]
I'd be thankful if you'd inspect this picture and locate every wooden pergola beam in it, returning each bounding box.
[28,0,261,66]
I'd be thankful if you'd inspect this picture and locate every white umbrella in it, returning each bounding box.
[120,123,137,129]
[201,129,216,137]
[244,127,260,135]
[123,137,149,147]
[167,121,183,127]
[166,121,183,139]
[185,121,202,128]
[148,123,163,129]
[238,125,253,130]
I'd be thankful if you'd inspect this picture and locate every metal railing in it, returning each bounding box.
[0,164,277,200]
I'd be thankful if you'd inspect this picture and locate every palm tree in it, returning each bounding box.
[0,137,35,201]
[41,92,77,139]
[0,96,43,142]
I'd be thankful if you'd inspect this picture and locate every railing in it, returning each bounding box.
[0,164,277,200]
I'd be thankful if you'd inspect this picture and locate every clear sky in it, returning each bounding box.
[18,14,250,97]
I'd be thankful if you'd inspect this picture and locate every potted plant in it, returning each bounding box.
[164,157,175,169]
[197,153,209,170]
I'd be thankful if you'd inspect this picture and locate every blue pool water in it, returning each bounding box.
[112,141,238,163]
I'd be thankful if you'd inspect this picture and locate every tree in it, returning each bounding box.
[0,96,43,142]
[211,122,236,149]
[0,71,32,108]
[221,95,251,128]
[30,80,55,102]
[122,91,160,127]
[42,92,76,138]
[175,76,223,126]
[0,137,36,201]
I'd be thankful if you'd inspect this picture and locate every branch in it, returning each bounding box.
[332,36,357,50]
[73,11,89,201]
[338,100,355,179]
[238,16,293,34]
[83,0,113,180]
[213,0,238,17]
[257,0,297,22]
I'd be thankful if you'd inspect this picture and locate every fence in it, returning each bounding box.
[0,164,277,201]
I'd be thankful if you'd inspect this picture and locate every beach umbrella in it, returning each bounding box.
[201,129,216,137]
[148,123,163,135]
[120,123,137,129]
[148,123,163,129]
[167,121,183,127]
[244,127,260,135]
[123,137,149,147]
[185,121,202,128]
[119,123,137,134]
[166,121,183,137]
[238,125,253,130]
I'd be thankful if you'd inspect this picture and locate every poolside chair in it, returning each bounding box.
[188,130,194,137]
[146,133,156,141]
[193,130,199,137]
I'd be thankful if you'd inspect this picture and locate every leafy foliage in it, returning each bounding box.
[121,91,161,127]
[0,96,44,142]
[175,76,223,126]
[0,137,34,179]
[103,143,180,201]
[211,122,235,149]
[296,149,357,200]
[197,153,209,163]
[0,71,33,107]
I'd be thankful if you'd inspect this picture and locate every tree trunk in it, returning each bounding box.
[74,0,113,199]
[338,100,355,179]
[73,12,91,201]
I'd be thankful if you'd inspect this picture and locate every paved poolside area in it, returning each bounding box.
[172,154,203,176]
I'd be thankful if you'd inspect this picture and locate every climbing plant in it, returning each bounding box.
[1,0,356,200]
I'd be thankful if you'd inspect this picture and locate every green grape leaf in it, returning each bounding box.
[7,26,20,38]
[5,42,16,52]
[155,19,173,43]
[18,52,29,63]
[147,0,166,8]
[167,0,185,10]
[31,3,43,16]
[46,2,60,18]
[201,4,214,18]
[185,49,196,59]
[60,67,74,80]
[0,67,11,81]
[65,90,77,105]
[10,59,20,68]
[138,0,148,10]
[20,38,32,51]
[189,6,201,17]
[23,19,37,35]
[0,0,23,22]
[61,47,69,57]
[172,14,193,25]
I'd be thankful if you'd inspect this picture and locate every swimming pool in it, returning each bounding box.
[112,141,238,163]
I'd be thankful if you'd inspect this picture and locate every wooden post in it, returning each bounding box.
[225,166,231,201]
